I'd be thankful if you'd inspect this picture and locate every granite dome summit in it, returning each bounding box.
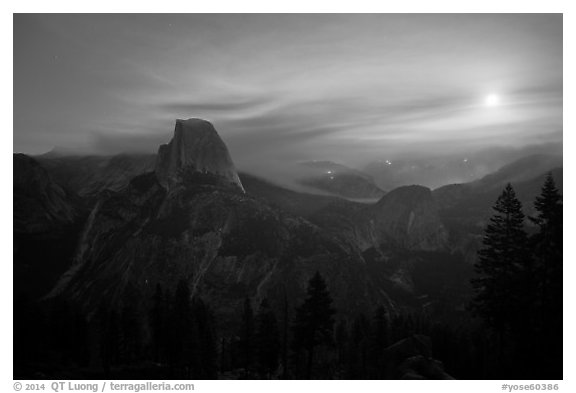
[155,118,244,192]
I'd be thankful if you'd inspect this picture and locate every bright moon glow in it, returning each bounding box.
[485,94,500,107]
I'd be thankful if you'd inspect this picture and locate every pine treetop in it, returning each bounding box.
[532,173,562,228]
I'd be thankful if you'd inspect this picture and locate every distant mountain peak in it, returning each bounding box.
[155,118,245,191]
[472,153,562,191]
[362,184,448,251]
[376,185,431,206]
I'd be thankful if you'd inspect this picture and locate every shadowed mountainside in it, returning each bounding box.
[14,154,87,298]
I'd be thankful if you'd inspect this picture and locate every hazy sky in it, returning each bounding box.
[14,14,562,171]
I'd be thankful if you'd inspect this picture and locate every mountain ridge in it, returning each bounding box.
[14,120,563,324]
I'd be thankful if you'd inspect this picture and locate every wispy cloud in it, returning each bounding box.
[14,14,562,173]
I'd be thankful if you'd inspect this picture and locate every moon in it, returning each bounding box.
[485,94,500,107]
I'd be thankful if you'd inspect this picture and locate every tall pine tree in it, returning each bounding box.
[292,271,336,379]
[471,183,531,333]
[531,173,562,310]
[530,173,562,378]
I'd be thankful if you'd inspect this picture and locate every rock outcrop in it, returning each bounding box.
[356,185,449,251]
[155,118,244,191]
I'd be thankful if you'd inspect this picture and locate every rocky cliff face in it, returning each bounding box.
[155,119,244,192]
[355,185,449,252]
[49,172,383,320]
